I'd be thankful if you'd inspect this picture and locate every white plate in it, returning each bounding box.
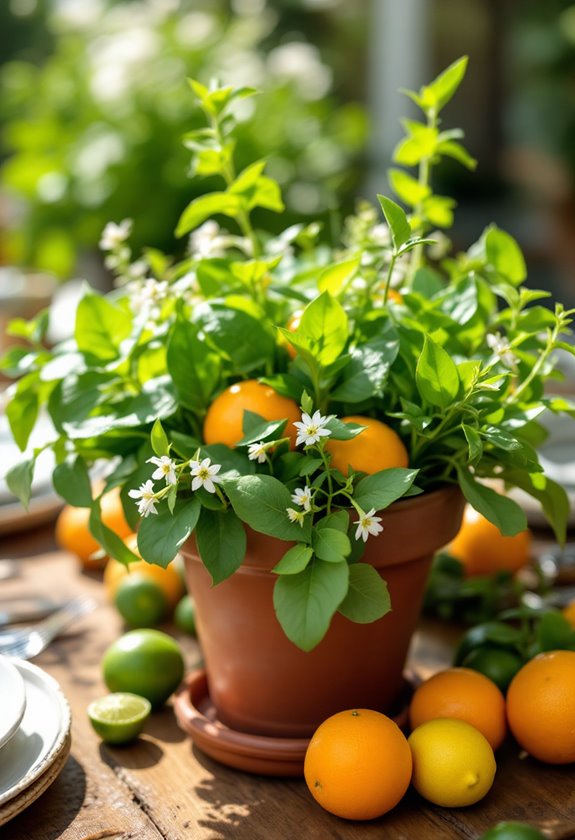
[0,656,26,750]
[0,660,71,806]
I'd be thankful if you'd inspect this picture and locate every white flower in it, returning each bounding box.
[99,219,133,251]
[190,457,222,494]
[291,487,312,511]
[354,508,384,543]
[147,455,177,486]
[248,442,268,463]
[286,507,306,527]
[487,332,516,368]
[128,480,158,517]
[190,220,228,259]
[370,223,391,247]
[427,230,451,261]
[294,410,332,447]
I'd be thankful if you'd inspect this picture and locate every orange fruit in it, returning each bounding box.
[304,708,412,820]
[55,487,132,569]
[103,535,185,609]
[409,667,507,750]
[325,415,408,476]
[506,650,575,764]
[203,379,301,448]
[387,288,403,303]
[562,600,575,629]
[448,505,531,577]
[284,309,303,359]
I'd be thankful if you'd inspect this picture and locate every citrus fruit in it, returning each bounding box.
[174,595,196,635]
[562,599,575,628]
[103,536,185,609]
[102,629,185,708]
[55,487,132,569]
[114,574,168,628]
[461,646,524,693]
[325,415,408,476]
[448,505,531,577]
[409,667,507,750]
[408,718,496,807]
[304,708,412,820]
[87,692,151,745]
[479,822,546,840]
[506,649,575,764]
[203,379,301,449]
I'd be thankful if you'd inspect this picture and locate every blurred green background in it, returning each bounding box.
[1,0,575,306]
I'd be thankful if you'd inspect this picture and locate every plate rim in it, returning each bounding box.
[0,656,26,751]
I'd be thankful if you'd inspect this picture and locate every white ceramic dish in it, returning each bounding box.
[0,660,71,806]
[0,656,26,751]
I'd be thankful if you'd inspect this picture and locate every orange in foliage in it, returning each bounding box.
[325,415,408,476]
[304,708,412,820]
[448,505,531,577]
[203,379,301,448]
[409,667,507,751]
[506,650,575,764]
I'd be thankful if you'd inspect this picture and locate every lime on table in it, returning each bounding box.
[114,573,168,628]
[174,595,196,635]
[479,822,546,840]
[88,693,151,745]
[102,628,185,708]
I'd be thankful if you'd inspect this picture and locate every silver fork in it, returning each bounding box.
[0,596,97,660]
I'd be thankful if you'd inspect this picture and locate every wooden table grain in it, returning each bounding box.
[1,524,575,840]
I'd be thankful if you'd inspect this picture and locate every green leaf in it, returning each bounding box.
[318,257,361,295]
[137,498,201,568]
[337,564,391,623]
[331,334,400,403]
[273,559,349,651]
[295,291,349,367]
[393,122,438,166]
[436,139,477,171]
[422,195,456,228]
[89,503,140,566]
[53,457,92,507]
[324,417,365,441]
[175,192,242,237]
[6,458,35,509]
[316,511,349,533]
[462,424,483,464]
[6,375,39,451]
[423,56,468,112]
[197,303,275,374]
[388,169,430,207]
[166,320,220,410]
[457,470,527,536]
[485,226,527,285]
[237,416,287,447]
[224,474,311,541]
[536,611,575,652]
[75,293,132,363]
[312,527,351,563]
[195,507,246,584]
[503,470,570,546]
[416,337,460,408]
[377,195,411,251]
[151,419,170,457]
[7,308,50,344]
[353,468,418,512]
[273,544,313,575]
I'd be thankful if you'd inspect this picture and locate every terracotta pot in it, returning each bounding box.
[182,485,464,739]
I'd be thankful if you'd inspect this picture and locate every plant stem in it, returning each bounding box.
[408,107,438,283]
[382,253,397,306]
[509,319,561,404]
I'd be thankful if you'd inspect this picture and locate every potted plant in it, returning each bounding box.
[3,58,574,761]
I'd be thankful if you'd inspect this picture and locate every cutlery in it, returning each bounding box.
[0,598,69,627]
[0,597,97,660]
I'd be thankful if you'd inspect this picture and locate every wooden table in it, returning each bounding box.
[1,523,575,840]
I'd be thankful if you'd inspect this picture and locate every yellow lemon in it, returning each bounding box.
[408,718,496,807]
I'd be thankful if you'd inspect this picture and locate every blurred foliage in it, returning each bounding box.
[0,0,367,278]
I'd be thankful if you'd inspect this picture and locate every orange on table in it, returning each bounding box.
[409,667,507,751]
[325,415,408,476]
[506,650,575,764]
[104,535,185,609]
[447,504,531,577]
[203,379,301,448]
[562,600,575,629]
[55,486,132,570]
[304,708,412,820]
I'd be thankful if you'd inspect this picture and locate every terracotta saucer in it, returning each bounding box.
[173,669,417,777]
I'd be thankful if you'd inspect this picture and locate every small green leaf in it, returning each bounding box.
[89,503,140,566]
[316,511,349,533]
[312,527,351,562]
[176,192,242,237]
[388,169,430,207]
[423,56,468,112]
[416,337,460,408]
[485,226,527,285]
[166,320,221,411]
[457,470,527,536]
[273,559,349,651]
[353,468,418,512]
[137,498,201,568]
[273,544,313,575]
[295,291,349,367]
[318,257,361,296]
[324,417,365,441]
[436,139,477,170]
[224,474,311,541]
[53,457,92,507]
[237,416,287,447]
[6,375,39,452]
[462,424,482,464]
[337,564,391,623]
[6,458,35,509]
[75,293,131,363]
[195,507,246,584]
[377,195,411,251]
[151,419,170,457]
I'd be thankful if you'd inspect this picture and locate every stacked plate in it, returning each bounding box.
[0,656,71,826]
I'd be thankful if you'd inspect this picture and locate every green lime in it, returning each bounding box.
[174,595,196,635]
[102,629,185,708]
[462,646,524,692]
[479,821,546,840]
[115,573,168,628]
[88,692,151,745]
